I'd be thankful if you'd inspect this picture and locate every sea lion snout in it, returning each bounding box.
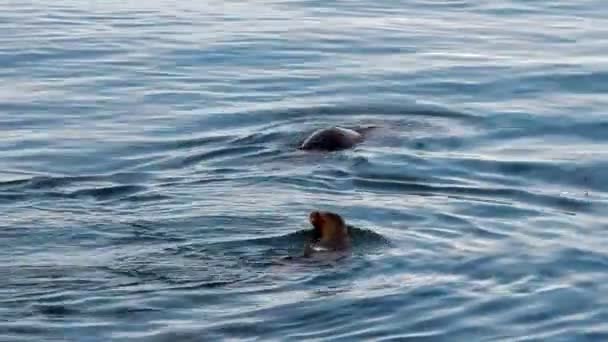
[309,211,322,227]
[309,211,324,241]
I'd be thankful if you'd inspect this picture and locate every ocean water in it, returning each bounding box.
[1,0,608,340]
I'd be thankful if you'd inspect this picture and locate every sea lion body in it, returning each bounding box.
[304,211,351,257]
[300,126,372,151]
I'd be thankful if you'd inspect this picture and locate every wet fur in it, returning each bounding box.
[299,126,376,151]
[304,211,351,257]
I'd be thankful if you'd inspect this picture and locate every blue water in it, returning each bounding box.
[2,0,608,340]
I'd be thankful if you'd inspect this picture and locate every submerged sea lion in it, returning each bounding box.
[303,211,351,257]
[299,126,375,151]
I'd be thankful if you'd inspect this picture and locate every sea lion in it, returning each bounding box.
[299,126,375,151]
[303,211,351,257]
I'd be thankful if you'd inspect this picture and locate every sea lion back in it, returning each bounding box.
[300,127,363,151]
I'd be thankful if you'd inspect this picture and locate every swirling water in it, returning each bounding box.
[1,0,608,340]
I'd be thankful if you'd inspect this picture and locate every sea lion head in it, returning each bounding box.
[308,211,351,251]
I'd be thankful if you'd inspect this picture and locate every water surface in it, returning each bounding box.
[1,0,608,341]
